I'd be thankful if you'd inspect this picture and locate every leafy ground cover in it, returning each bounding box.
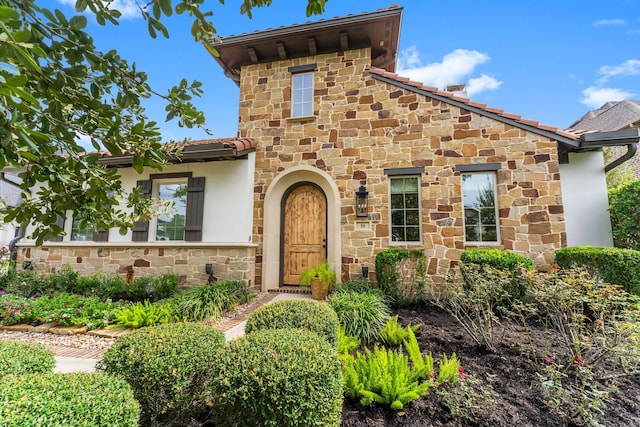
[340,302,640,426]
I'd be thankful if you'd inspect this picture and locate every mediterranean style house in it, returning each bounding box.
[11,5,640,290]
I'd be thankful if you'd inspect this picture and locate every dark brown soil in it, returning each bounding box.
[340,302,640,427]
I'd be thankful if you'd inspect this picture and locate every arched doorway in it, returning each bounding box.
[281,183,327,285]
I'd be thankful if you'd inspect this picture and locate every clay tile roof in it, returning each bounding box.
[368,66,579,142]
[98,137,258,167]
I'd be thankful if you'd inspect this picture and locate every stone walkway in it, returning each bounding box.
[0,290,313,367]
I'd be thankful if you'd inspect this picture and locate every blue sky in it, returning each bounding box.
[54,0,640,142]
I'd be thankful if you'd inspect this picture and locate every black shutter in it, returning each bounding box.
[132,180,152,242]
[49,214,66,242]
[184,176,205,241]
[93,228,109,242]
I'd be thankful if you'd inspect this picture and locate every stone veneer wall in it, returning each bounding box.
[15,244,256,287]
[239,47,566,285]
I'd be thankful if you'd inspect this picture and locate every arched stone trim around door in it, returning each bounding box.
[262,166,341,291]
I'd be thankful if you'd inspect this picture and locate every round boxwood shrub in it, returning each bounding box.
[97,322,225,426]
[0,341,55,376]
[329,290,390,343]
[244,299,339,346]
[207,328,343,426]
[0,372,139,426]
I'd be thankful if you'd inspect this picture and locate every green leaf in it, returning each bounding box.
[69,15,87,30]
[158,0,173,17]
[0,5,20,20]
[75,0,88,12]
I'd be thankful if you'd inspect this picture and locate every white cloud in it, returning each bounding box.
[580,86,635,108]
[593,19,626,27]
[466,74,503,96]
[599,59,640,82]
[397,47,502,95]
[58,0,141,19]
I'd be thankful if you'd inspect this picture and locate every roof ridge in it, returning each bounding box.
[367,66,578,141]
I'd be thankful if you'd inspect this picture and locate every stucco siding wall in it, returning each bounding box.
[16,156,256,286]
[559,151,613,247]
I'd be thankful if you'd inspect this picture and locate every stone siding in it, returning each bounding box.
[15,244,256,287]
[240,47,566,286]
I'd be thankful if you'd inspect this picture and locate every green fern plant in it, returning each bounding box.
[342,345,430,410]
[110,300,172,329]
[403,327,433,381]
[379,315,420,346]
[438,352,461,383]
[338,326,361,359]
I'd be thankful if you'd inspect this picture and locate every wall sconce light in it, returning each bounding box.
[355,185,369,218]
[205,263,213,275]
[362,265,369,279]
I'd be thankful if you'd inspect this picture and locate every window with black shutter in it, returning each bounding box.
[131,179,152,242]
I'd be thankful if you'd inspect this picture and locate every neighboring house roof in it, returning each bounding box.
[566,100,640,174]
[209,5,403,84]
[568,100,640,132]
[98,138,258,167]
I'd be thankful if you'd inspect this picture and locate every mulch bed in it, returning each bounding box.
[340,302,640,427]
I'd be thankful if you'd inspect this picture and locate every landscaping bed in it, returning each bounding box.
[340,302,640,427]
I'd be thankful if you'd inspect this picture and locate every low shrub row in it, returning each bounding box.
[555,246,640,295]
[0,279,257,331]
[0,268,180,301]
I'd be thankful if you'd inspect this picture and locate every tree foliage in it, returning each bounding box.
[0,0,326,244]
[608,177,640,251]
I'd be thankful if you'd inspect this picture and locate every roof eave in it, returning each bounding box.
[97,147,254,168]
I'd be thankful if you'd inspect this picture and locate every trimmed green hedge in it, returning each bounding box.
[460,248,534,304]
[0,372,139,426]
[460,248,534,270]
[245,299,339,347]
[0,341,55,376]
[207,328,343,427]
[98,322,225,426]
[374,248,426,306]
[555,246,640,295]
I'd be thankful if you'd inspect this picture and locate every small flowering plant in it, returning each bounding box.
[0,292,122,330]
[437,352,462,383]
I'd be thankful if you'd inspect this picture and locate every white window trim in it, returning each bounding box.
[388,175,423,245]
[150,178,188,242]
[461,172,500,244]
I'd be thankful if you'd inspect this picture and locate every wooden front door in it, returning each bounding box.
[282,184,327,285]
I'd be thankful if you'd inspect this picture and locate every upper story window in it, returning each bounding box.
[154,181,187,241]
[390,176,421,242]
[292,72,314,117]
[461,172,498,243]
[288,63,316,118]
